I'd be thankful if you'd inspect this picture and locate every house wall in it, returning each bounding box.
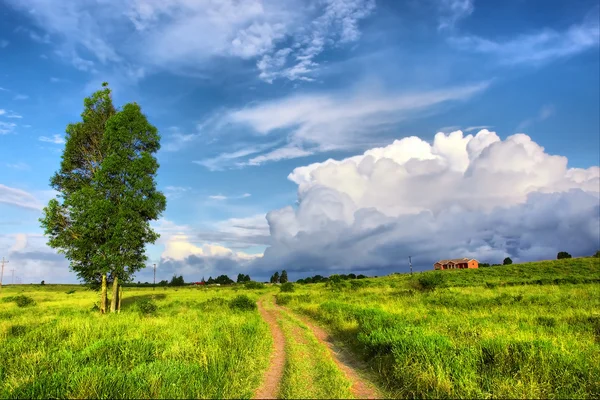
[468,260,479,269]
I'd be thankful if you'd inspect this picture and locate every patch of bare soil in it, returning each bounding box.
[281,305,382,399]
[254,298,286,399]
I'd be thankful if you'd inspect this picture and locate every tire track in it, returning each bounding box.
[254,298,286,399]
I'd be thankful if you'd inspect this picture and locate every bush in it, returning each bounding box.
[40,280,45,285]
[244,281,265,290]
[594,250,600,258]
[413,273,446,291]
[280,282,295,292]
[503,257,513,265]
[9,324,27,337]
[65,289,76,295]
[14,295,36,307]
[557,251,572,259]
[135,298,158,315]
[229,295,257,311]
[199,297,228,311]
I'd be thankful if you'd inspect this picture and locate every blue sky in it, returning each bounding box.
[1,0,599,284]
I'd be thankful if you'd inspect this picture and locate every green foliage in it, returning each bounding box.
[280,270,288,283]
[9,324,27,337]
[135,298,158,315]
[3,295,37,307]
[413,272,446,291]
[594,250,600,258]
[40,280,45,285]
[270,271,280,284]
[214,275,234,285]
[229,295,257,311]
[237,273,251,283]
[39,84,166,288]
[244,281,265,290]
[66,289,76,295]
[557,251,572,259]
[280,282,295,292]
[169,275,184,286]
[503,257,513,265]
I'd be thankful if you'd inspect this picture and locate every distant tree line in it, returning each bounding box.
[296,273,367,284]
[480,251,579,267]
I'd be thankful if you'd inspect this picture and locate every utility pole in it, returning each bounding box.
[409,256,413,275]
[0,257,8,291]
[153,263,156,290]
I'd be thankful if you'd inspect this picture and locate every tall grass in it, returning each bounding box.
[285,258,600,398]
[0,286,271,399]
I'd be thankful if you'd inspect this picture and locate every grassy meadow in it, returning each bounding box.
[277,257,600,399]
[0,257,598,399]
[0,285,271,399]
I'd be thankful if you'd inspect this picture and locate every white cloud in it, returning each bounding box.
[0,121,17,135]
[209,195,228,201]
[38,134,65,144]
[450,10,600,65]
[437,0,474,30]
[0,184,43,210]
[6,0,375,82]
[6,162,31,171]
[220,81,490,166]
[252,129,600,275]
[193,142,280,171]
[163,186,190,199]
[208,193,254,201]
[517,104,555,131]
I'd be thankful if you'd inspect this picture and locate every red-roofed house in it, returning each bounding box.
[434,258,479,270]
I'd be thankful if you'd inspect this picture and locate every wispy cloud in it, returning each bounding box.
[218,80,491,165]
[0,39,8,48]
[13,94,28,101]
[437,0,474,31]
[208,193,252,201]
[0,184,43,210]
[194,142,280,171]
[6,0,376,83]
[6,162,31,171]
[450,10,600,65]
[38,134,65,144]
[517,104,555,131]
[0,121,17,135]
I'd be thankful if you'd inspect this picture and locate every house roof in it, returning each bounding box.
[435,258,478,264]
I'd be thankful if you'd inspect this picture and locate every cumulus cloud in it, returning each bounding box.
[6,0,375,82]
[0,233,72,284]
[151,218,264,281]
[450,9,600,65]
[250,129,600,276]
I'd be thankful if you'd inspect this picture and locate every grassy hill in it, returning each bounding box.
[278,257,600,398]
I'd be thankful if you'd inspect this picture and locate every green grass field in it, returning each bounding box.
[0,286,271,399]
[277,257,600,398]
[1,257,599,399]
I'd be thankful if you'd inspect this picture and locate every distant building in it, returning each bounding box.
[434,258,479,270]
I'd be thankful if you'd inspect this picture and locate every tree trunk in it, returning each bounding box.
[118,285,123,313]
[100,274,107,314]
[111,276,119,313]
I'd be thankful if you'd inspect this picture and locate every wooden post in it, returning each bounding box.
[118,285,123,313]
[100,274,107,314]
[110,276,119,313]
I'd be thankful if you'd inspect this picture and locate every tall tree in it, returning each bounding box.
[40,84,166,313]
[271,271,280,284]
[280,270,288,283]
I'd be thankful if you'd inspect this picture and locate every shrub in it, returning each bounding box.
[350,280,368,290]
[66,289,76,295]
[280,282,295,292]
[9,324,27,337]
[275,294,292,305]
[14,295,36,307]
[199,297,228,311]
[135,298,158,315]
[244,281,265,290]
[503,257,513,265]
[485,282,498,289]
[413,273,446,291]
[40,280,45,285]
[557,251,572,259]
[229,295,257,311]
